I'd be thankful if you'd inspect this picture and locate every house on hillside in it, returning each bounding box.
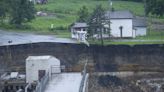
[105,10,135,38]
[71,22,88,39]
[70,10,147,39]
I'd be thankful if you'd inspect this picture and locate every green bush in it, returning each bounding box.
[54,26,67,30]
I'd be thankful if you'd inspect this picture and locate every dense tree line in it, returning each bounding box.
[92,0,164,17]
[117,0,164,16]
[77,6,89,22]
[0,0,35,26]
[0,0,8,23]
[144,0,164,17]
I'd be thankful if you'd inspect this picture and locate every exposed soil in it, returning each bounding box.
[88,72,164,92]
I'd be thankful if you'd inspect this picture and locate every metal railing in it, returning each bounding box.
[79,62,88,92]
[35,72,49,92]
[25,72,49,92]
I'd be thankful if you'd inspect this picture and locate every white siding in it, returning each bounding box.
[71,28,85,39]
[71,28,87,39]
[135,27,147,36]
[110,19,133,37]
[71,28,77,39]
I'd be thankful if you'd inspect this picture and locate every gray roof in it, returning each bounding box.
[133,17,147,27]
[72,22,88,28]
[105,10,133,19]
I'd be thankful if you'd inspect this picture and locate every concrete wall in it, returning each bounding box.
[0,43,164,72]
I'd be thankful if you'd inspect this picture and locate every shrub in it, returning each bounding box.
[54,26,67,30]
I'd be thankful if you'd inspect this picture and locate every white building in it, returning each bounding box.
[133,17,147,36]
[106,10,135,38]
[26,55,61,83]
[71,10,147,39]
[71,22,88,39]
[106,10,147,38]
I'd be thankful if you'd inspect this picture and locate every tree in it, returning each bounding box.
[8,0,36,26]
[77,6,89,22]
[0,0,8,24]
[144,0,164,17]
[88,5,110,45]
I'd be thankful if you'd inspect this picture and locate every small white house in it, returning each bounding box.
[106,10,147,38]
[71,10,147,39]
[71,22,88,39]
[105,10,135,38]
[26,55,61,83]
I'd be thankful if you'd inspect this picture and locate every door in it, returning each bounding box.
[38,70,46,81]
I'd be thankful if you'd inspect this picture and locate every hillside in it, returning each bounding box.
[0,0,163,45]
[28,0,144,32]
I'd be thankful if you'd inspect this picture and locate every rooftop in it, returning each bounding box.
[105,10,133,19]
[133,17,147,27]
[72,22,88,28]
[26,55,53,61]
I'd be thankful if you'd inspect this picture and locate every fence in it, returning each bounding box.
[79,62,89,92]
[25,83,31,92]
[50,65,65,75]
[34,72,49,92]
[25,72,49,92]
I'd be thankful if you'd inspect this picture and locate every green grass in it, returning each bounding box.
[136,30,164,40]
[27,13,76,31]
[55,30,71,38]
[89,39,164,45]
[108,41,164,45]
[151,18,164,24]
[31,0,144,32]
[36,0,144,15]
[0,0,145,32]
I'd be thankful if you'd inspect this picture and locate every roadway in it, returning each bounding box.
[0,30,77,46]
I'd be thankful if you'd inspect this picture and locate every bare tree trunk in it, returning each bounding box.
[100,28,104,46]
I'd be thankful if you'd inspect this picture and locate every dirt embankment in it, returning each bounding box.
[0,43,164,73]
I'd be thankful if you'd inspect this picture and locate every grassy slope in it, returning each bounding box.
[30,0,144,31]
[27,0,146,40]
[89,40,164,45]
